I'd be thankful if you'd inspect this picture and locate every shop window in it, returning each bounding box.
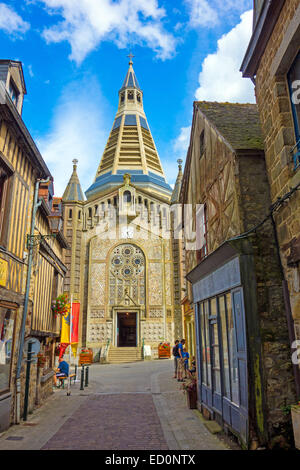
[288,52,300,170]
[198,292,240,406]
[0,306,16,392]
[219,295,231,400]
[226,293,239,405]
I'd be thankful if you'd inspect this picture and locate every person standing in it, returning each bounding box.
[182,347,190,379]
[172,340,179,378]
[177,339,186,382]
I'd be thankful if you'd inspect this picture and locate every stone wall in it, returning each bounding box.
[255,0,300,333]
[237,153,297,447]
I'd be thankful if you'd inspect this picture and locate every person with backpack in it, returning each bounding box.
[172,340,180,378]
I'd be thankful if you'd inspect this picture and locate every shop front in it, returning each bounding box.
[0,301,17,432]
[187,243,250,447]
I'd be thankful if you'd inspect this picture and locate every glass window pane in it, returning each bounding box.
[200,302,207,385]
[212,321,221,394]
[288,52,300,140]
[204,301,211,387]
[219,295,231,399]
[227,293,240,406]
[0,308,15,391]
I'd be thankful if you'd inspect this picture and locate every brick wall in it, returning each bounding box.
[255,0,300,337]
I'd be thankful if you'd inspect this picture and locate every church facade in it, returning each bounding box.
[62,59,183,361]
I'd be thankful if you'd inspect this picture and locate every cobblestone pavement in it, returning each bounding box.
[0,359,229,451]
[43,394,168,450]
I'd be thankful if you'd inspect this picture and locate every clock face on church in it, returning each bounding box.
[121,226,134,238]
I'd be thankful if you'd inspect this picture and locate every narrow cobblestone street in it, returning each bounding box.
[0,360,229,451]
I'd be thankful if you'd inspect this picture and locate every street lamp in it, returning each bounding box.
[26,213,62,248]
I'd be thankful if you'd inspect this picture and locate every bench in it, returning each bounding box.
[57,374,76,389]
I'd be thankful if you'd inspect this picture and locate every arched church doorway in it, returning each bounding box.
[109,243,145,347]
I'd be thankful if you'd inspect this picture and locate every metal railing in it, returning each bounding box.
[291,139,300,170]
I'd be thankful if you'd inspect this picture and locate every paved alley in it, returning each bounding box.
[0,359,229,451]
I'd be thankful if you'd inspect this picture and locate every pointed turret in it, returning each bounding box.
[62,159,85,202]
[85,58,172,200]
[171,159,183,204]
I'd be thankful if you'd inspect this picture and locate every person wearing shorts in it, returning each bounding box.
[177,339,186,382]
[54,356,69,387]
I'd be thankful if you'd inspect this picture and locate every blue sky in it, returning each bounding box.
[0,0,255,196]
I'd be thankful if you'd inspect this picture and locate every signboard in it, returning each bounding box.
[24,338,41,363]
[0,258,8,287]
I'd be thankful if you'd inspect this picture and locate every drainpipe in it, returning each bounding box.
[15,177,49,423]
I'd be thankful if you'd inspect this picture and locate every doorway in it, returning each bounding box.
[117,312,137,347]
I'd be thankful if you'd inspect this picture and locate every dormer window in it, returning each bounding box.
[8,79,19,107]
[128,91,134,100]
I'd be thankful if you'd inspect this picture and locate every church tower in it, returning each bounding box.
[63,58,181,362]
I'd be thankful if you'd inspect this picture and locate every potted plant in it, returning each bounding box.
[182,377,197,409]
[52,293,70,318]
[37,353,47,368]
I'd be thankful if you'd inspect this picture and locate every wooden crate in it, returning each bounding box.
[158,344,171,359]
[79,349,93,365]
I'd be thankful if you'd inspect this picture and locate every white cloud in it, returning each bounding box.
[184,0,252,28]
[173,126,191,159]
[0,3,30,37]
[195,10,255,103]
[28,64,34,77]
[184,0,218,27]
[162,126,191,185]
[37,76,110,196]
[38,0,176,64]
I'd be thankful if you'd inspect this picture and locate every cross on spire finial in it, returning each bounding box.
[72,159,78,170]
[127,52,135,65]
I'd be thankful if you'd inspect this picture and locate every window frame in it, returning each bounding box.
[287,51,300,170]
[0,159,13,248]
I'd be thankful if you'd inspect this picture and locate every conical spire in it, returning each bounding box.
[85,58,172,200]
[171,159,183,204]
[62,159,85,202]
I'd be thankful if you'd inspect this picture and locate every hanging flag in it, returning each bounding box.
[71,302,80,357]
[59,303,80,357]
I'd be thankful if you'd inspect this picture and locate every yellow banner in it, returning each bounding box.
[0,258,8,287]
[60,312,70,343]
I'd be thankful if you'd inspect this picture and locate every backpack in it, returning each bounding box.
[173,344,179,357]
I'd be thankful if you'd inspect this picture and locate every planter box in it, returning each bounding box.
[291,406,300,449]
[187,389,197,409]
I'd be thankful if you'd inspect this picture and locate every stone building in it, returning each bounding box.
[180,101,297,448]
[241,0,300,397]
[0,60,67,430]
[62,59,182,363]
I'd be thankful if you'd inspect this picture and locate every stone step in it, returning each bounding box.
[108,347,143,364]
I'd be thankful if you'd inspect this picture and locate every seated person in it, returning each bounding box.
[188,357,196,378]
[54,356,69,387]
